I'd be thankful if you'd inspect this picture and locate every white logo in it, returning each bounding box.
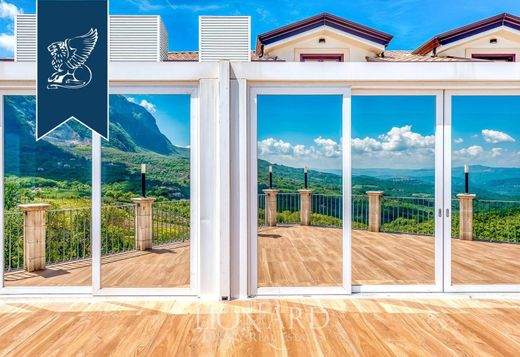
[47,28,98,89]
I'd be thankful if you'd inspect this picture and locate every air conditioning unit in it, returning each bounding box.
[199,16,251,62]
[14,14,168,62]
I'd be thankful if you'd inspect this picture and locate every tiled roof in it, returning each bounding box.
[167,51,284,62]
[256,13,393,56]
[413,13,520,55]
[367,50,489,62]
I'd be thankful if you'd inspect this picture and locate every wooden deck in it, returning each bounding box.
[4,225,520,287]
[4,242,190,288]
[258,225,520,286]
[0,298,519,355]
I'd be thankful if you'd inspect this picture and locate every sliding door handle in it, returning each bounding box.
[446,209,450,218]
[438,208,442,218]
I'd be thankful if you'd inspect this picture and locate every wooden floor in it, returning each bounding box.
[4,242,190,288]
[258,225,520,286]
[4,225,520,287]
[0,298,519,356]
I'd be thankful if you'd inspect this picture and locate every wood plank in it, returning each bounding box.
[0,298,519,356]
[4,225,520,287]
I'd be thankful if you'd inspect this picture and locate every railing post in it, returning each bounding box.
[299,189,313,226]
[367,191,383,232]
[18,203,51,272]
[132,197,156,250]
[457,194,476,241]
[263,189,279,227]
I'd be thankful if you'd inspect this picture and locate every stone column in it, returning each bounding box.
[132,197,156,250]
[18,203,51,272]
[367,191,384,232]
[299,189,313,226]
[263,189,279,227]
[457,194,476,241]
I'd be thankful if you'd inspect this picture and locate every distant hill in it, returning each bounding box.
[260,162,520,200]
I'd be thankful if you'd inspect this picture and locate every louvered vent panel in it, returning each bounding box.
[14,15,168,62]
[199,16,250,62]
[15,14,36,62]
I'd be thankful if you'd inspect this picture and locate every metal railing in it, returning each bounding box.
[258,193,368,228]
[381,196,436,236]
[46,207,91,265]
[452,199,520,243]
[101,204,135,255]
[3,200,190,272]
[153,200,190,244]
[4,211,23,272]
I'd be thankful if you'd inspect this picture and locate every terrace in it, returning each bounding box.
[4,193,519,287]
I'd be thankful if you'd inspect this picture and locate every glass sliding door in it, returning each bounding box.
[3,95,92,287]
[251,87,349,294]
[449,94,520,286]
[351,93,442,289]
[101,92,194,289]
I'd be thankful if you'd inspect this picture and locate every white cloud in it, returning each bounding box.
[454,138,464,144]
[351,125,434,154]
[456,145,484,157]
[0,1,22,19]
[0,33,14,51]
[314,137,341,157]
[491,148,503,158]
[258,126,437,169]
[126,97,156,113]
[138,99,156,113]
[482,129,515,144]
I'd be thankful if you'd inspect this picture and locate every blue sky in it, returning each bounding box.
[258,95,520,170]
[2,0,520,57]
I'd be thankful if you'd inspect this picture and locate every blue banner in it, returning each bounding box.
[37,0,108,140]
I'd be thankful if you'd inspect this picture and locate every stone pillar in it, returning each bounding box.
[18,203,51,272]
[457,194,476,241]
[367,191,384,232]
[299,189,313,226]
[263,189,279,227]
[132,197,156,250]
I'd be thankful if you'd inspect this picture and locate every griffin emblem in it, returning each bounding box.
[47,28,98,90]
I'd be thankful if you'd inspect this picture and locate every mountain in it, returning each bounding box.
[108,95,185,156]
[4,95,190,200]
[4,95,187,157]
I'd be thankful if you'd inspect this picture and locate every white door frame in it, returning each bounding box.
[350,90,445,293]
[443,89,520,293]
[247,84,352,296]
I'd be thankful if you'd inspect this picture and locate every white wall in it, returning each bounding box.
[264,29,382,62]
[437,28,520,60]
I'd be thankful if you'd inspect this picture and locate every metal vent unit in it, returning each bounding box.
[14,14,36,62]
[199,16,251,62]
[14,15,168,62]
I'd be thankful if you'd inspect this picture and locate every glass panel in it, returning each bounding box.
[3,95,92,287]
[351,96,436,285]
[101,94,191,288]
[257,95,343,287]
[451,96,520,285]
